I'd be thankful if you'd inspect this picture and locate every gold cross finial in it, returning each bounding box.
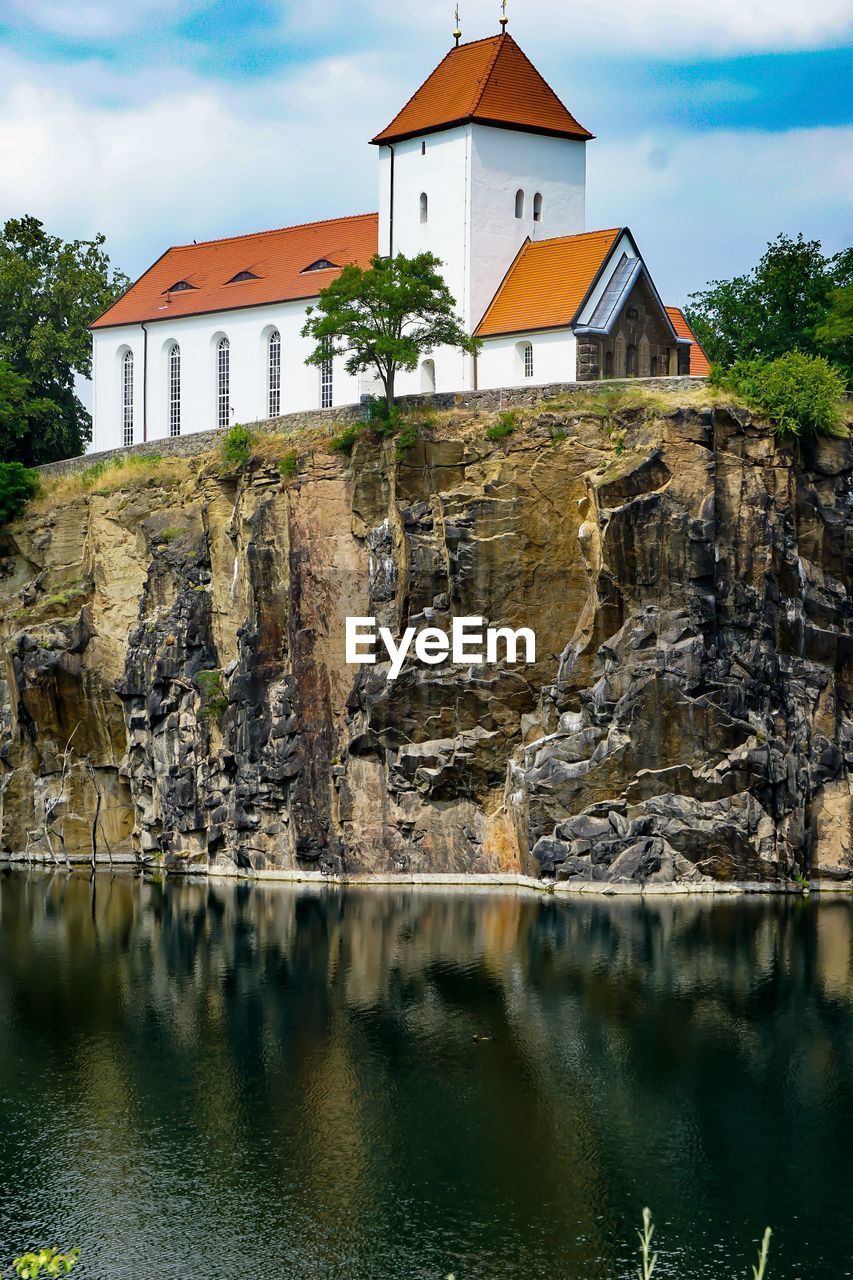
[499,0,508,30]
[453,4,462,45]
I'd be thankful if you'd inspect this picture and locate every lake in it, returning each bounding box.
[0,871,851,1279]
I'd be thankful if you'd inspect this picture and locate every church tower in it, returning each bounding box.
[371,28,592,388]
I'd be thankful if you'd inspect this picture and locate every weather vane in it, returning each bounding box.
[499,0,508,31]
[453,4,462,45]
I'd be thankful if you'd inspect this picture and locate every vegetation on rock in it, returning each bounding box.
[713,352,847,437]
[221,424,256,468]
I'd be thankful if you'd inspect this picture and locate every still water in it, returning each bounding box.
[0,872,851,1280]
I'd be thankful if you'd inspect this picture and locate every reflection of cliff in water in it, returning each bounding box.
[1,871,852,1279]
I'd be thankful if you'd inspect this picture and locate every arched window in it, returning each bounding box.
[268,330,281,418]
[320,336,333,409]
[650,356,658,377]
[216,337,230,429]
[604,350,614,378]
[521,343,534,379]
[662,348,670,375]
[533,193,543,222]
[168,343,181,437]
[121,350,134,447]
[421,359,436,393]
[420,192,429,224]
[626,344,637,377]
[515,190,525,219]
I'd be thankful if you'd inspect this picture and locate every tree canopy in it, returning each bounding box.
[302,252,479,408]
[685,233,853,381]
[0,216,129,465]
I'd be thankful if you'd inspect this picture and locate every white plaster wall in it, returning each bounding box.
[469,126,587,332]
[92,300,362,451]
[477,329,577,390]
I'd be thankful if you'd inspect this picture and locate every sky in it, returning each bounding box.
[0,0,850,307]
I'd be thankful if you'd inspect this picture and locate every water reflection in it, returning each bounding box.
[0,872,851,1280]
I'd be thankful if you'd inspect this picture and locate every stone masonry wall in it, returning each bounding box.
[39,377,704,477]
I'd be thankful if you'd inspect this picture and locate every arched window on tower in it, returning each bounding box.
[268,330,281,418]
[168,343,181,437]
[515,190,525,219]
[217,337,230,429]
[533,193,543,223]
[626,344,637,377]
[121,350,134,446]
[420,192,429,224]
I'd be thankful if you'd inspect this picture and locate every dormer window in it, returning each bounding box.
[227,270,260,283]
[166,280,195,293]
[302,259,338,273]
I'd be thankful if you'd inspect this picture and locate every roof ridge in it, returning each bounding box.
[468,32,508,116]
[170,211,378,252]
[529,227,622,248]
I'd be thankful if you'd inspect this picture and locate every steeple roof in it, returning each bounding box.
[371,33,593,145]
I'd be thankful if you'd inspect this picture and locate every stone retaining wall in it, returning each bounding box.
[39,375,706,477]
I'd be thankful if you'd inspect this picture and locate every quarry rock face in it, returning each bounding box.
[0,404,850,888]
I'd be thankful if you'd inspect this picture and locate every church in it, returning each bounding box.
[90,23,710,451]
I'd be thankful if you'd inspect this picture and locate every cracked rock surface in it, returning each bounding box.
[0,405,849,886]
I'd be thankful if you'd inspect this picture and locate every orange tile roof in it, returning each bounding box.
[372,33,592,145]
[665,307,712,375]
[476,228,621,337]
[91,213,379,329]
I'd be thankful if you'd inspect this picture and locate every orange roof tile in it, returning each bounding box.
[372,33,592,145]
[476,228,621,337]
[665,307,711,375]
[91,213,379,329]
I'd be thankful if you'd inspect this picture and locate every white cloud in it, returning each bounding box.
[3,0,211,39]
[588,125,853,301]
[0,44,849,307]
[278,0,853,56]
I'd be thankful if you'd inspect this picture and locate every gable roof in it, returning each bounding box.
[665,307,712,375]
[371,33,592,146]
[91,213,379,329]
[475,228,621,338]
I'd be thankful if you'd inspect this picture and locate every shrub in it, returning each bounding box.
[9,1247,80,1278]
[157,527,187,545]
[486,410,519,441]
[196,669,229,720]
[278,451,298,478]
[0,461,39,524]
[79,460,109,486]
[221,424,255,467]
[328,423,364,455]
[395,422,419,460]
[716,352,847,438]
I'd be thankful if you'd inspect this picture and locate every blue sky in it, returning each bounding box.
[0,0,850,304]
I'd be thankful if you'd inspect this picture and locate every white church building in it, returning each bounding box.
[91,27,709,451]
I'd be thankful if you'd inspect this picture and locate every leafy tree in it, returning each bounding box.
[685,233,853,378]
[0,216,129,465]
[813,284,853,377]
[0,461,40,525]
[302,252,479,409]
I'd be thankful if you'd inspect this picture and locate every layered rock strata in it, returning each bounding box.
[0,404,849,886]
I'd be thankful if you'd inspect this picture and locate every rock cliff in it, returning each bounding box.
[0,398,850,887]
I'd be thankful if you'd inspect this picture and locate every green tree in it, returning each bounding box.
[301,252,479,409]
[0,216,129,465]
[813,284,853,377]
[685,233,852,377]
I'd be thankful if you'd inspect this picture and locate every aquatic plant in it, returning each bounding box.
[5,1247,79,1278]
